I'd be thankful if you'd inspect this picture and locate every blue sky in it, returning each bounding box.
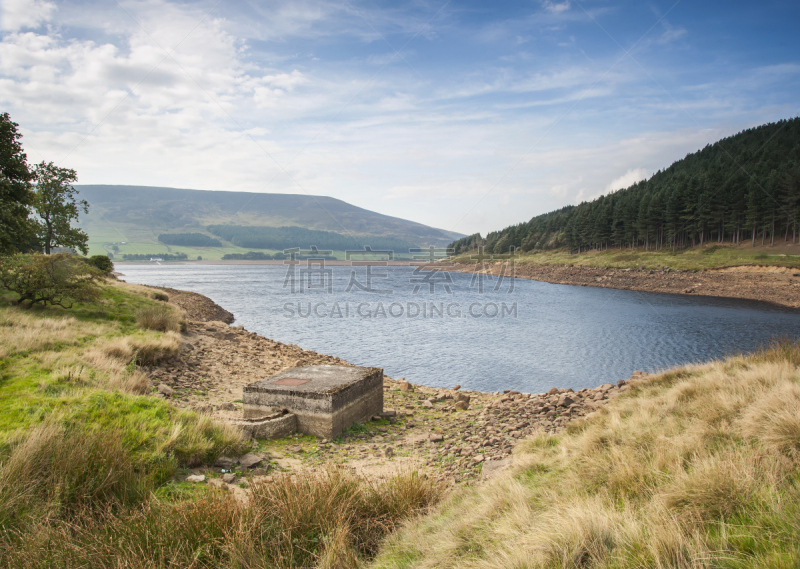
[1,0,798,236]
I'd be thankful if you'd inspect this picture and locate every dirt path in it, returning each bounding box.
[449,263,800,309]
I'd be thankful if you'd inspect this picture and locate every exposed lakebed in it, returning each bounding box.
[118,264,800,393]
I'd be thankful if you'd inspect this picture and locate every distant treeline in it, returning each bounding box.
[222,251,286,260]
[121,253,188,261]
[222,251,337,260]
[158,233,222,247]
[207,225,418,252]
[450,118,800,255]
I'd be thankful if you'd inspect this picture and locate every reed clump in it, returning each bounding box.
[136,303,185,332]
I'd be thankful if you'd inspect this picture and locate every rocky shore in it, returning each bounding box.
[140,284,642,488]
[450,262,800,309]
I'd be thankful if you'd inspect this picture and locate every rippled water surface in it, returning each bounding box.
[118,264,800,392]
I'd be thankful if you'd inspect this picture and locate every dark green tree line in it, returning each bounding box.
[450,118,800,254]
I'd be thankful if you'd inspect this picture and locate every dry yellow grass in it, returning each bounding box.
[0,309,106,359]
[136,303,185,332]
[372,344,800,569]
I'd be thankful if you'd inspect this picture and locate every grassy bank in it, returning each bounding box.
[371,341,800,568]
[0,277,440,568]
[453,243,800,271]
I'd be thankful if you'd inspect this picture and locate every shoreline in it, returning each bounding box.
[118,260,800,309]
[450,262,800,309]
[147,283,634,485]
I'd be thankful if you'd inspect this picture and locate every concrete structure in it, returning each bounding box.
[229,411,297,440]
[243,365,383,438]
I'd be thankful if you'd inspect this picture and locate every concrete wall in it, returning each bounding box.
[295,384,383,438]
[230,413,297,440]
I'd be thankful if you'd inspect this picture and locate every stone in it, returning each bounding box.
[384,446,394,458]
[219,402,236,411]
[455,400,469,411]
[455,393,471,404]
[599,383,615,392]
[547,387,559,395]
[558,395,574,407]
[399,381,413,392]
[214,455,236,468]
[208,478,227,489]
[157,383,174,396]
[422,400,434,408]
[221,473,236,484]
[186,474,205,483]
[243,365,383,439]
[429,433,444,442]
[238,453,264,469]
[471,455,485,465]
[380,409,397,418]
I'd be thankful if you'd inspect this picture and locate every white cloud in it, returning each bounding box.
[1,0,55,31]
[542,1,571,15]
[0,0,792,238]
[605,168,649,192]
[658,24,687,45]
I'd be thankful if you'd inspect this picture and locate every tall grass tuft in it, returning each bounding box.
[136,303,185,332]
[0,422,151,533]
[0,465,442,568]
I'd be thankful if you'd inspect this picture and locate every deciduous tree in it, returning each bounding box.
[32,162,88,255]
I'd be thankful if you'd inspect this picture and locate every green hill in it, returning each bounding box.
[451,117,800,255]
[75,185,463,260]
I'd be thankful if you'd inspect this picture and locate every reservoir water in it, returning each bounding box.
[118,264,800,393]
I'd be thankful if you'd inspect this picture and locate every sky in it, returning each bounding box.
[1,0,799,237]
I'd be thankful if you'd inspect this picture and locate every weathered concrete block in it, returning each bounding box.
[243,365,383,438]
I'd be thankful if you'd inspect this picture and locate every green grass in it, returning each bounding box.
[453,243,800,271]
[0,280,247,464]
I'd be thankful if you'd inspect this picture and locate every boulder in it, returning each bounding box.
[186,474,205,483]
[221,473,236,484]
[238,453,264,469]
[399,381,413,392]
[157,383,174,396]
[547,387,559,395]
[455,400,469,411]
[214,455,236,469]
[455,393,471,404]
[557,395,574,407]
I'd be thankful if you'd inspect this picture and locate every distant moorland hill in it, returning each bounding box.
[451,118,800,255]
[75,185,462,259]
